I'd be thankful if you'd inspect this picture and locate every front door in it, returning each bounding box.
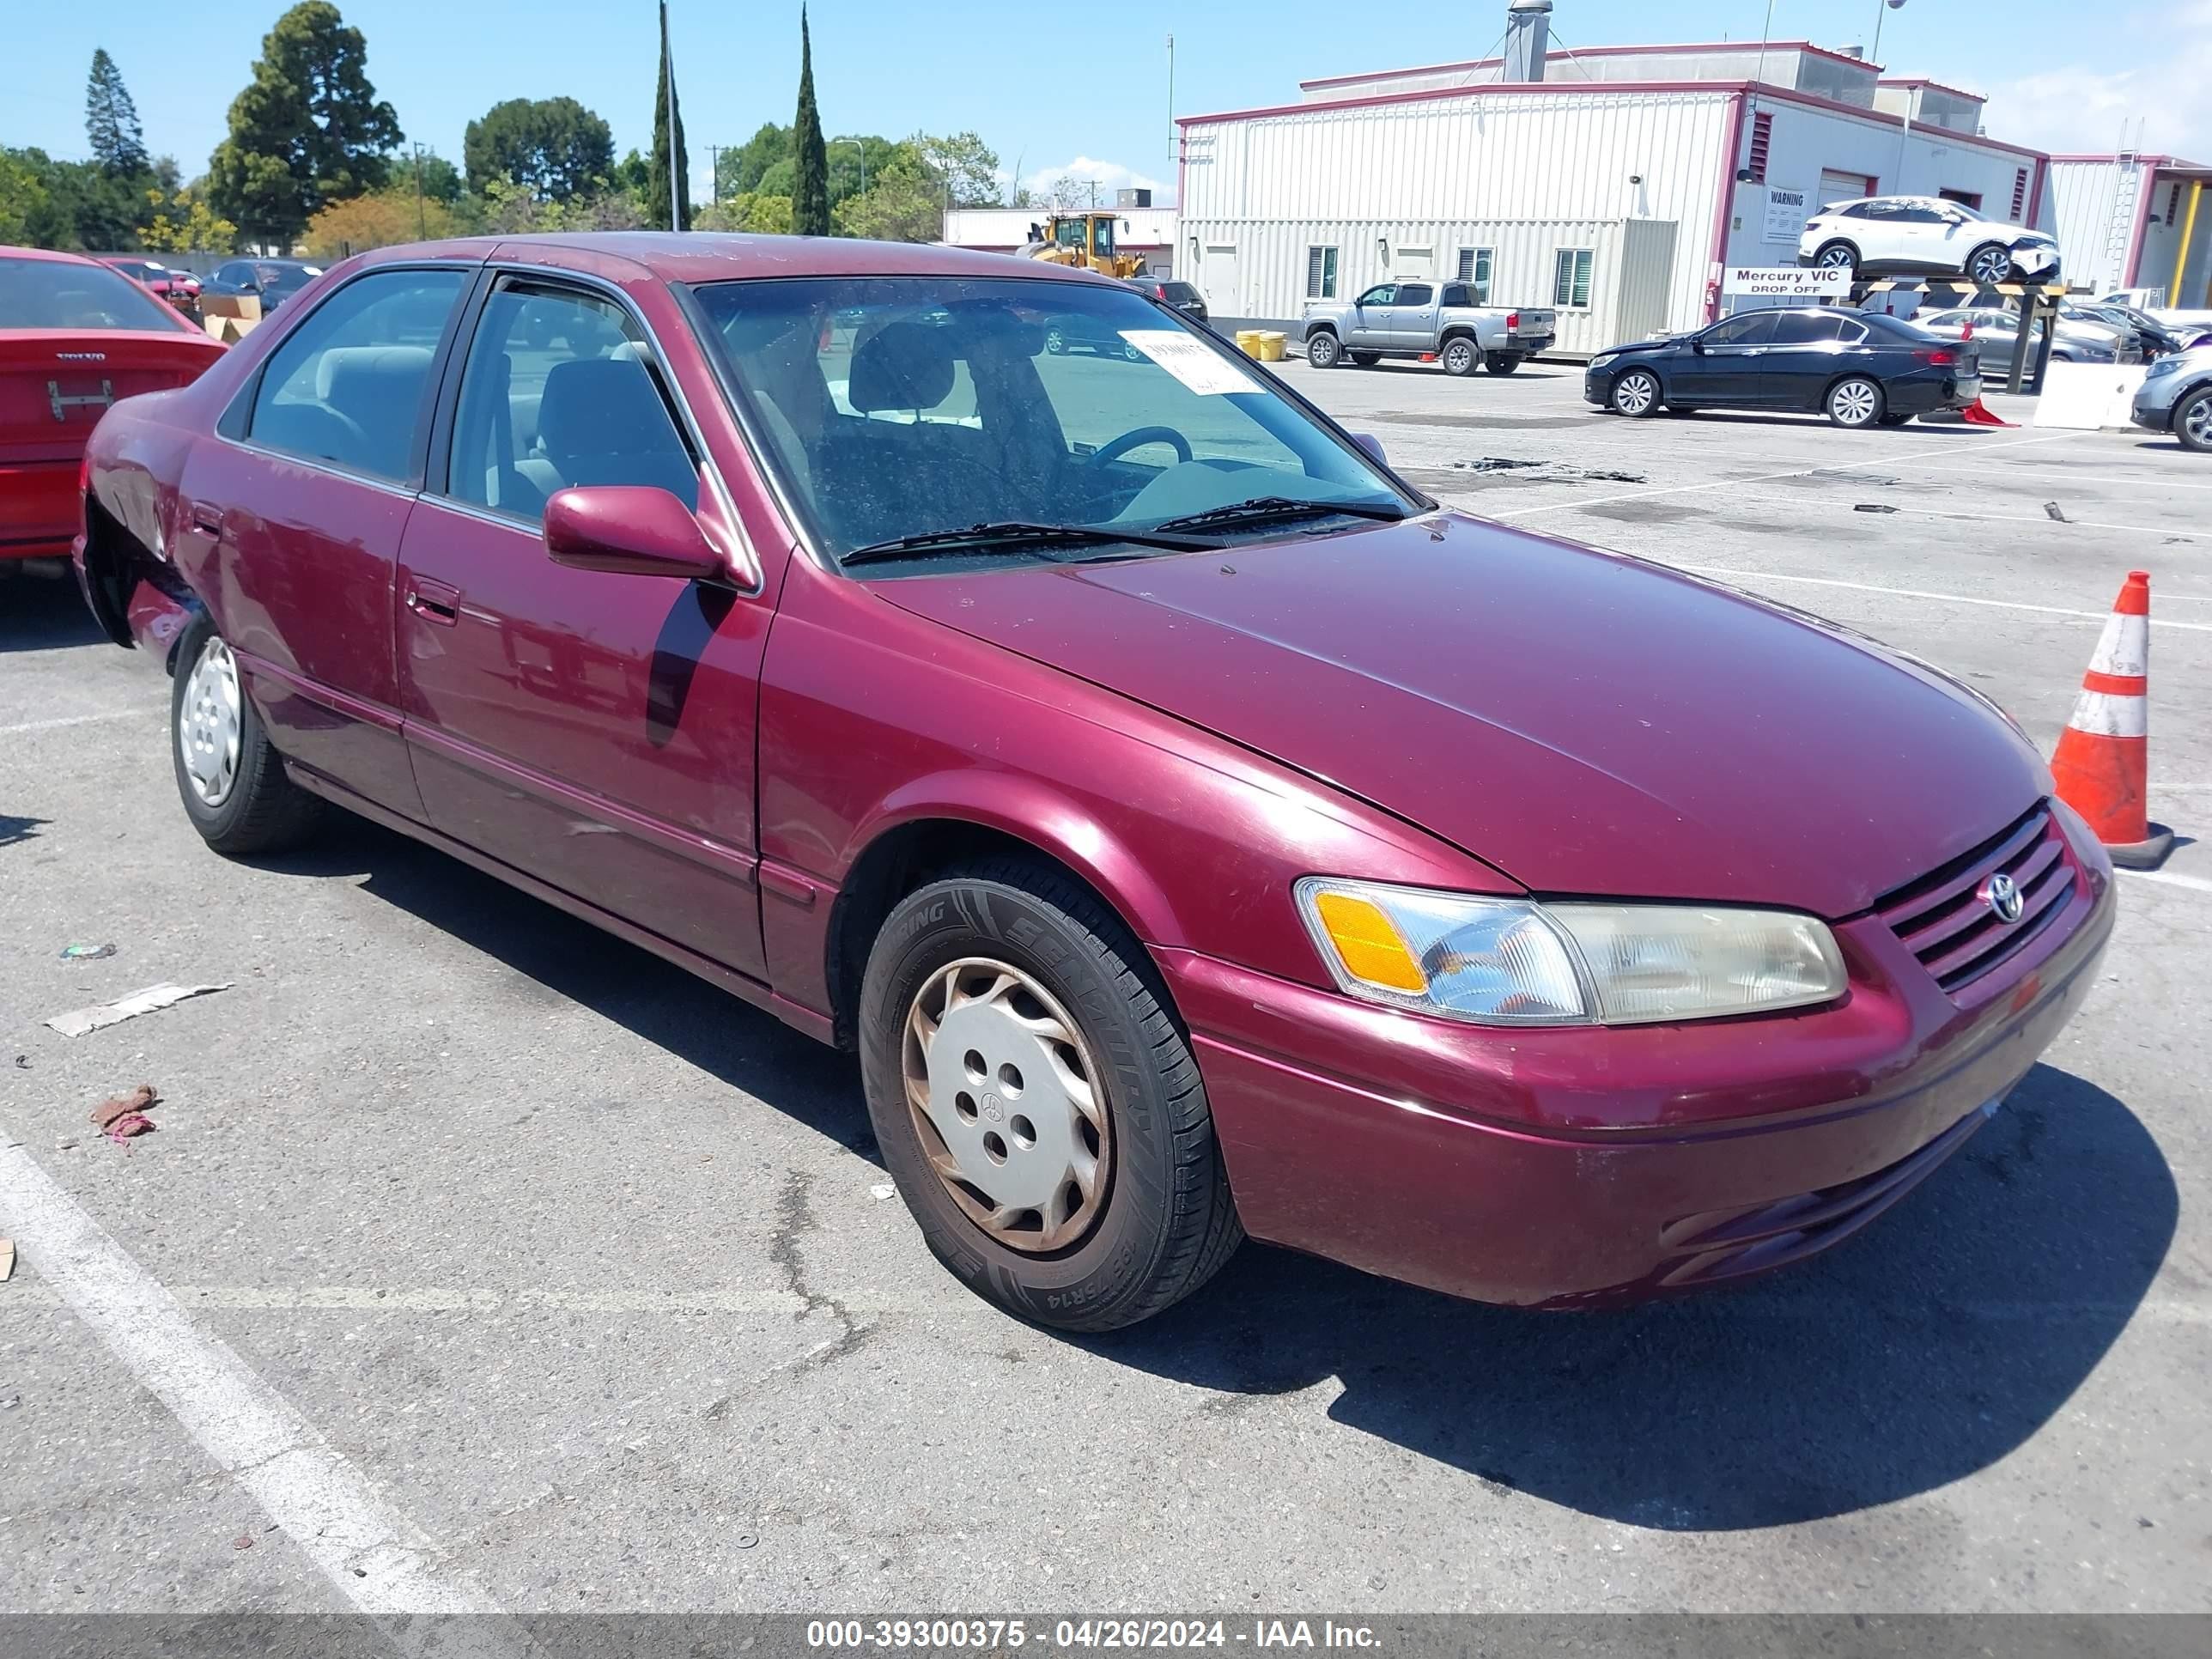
[1684,309,1780,401]
[1346,284,1395,349]
[177,263,472,819]
[1386,282,1436,349]
[394,274,771,981]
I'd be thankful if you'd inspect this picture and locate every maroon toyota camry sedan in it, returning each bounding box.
[74,234,2114,1331]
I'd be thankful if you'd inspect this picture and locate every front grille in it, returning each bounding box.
[1875,803,2078,996]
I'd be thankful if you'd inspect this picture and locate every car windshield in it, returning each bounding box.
[0,256,185,331]
[1941,202,1987,222]
[687,275,1410,570]
[263,264,322,294]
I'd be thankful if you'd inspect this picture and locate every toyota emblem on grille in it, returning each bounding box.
[1982,872,2025,924]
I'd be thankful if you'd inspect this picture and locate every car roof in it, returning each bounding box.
[0,244,106,268]
[345,233,1116,290]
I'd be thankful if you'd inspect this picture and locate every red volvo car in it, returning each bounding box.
[4,246,224,565]
[74,236,2114,1330]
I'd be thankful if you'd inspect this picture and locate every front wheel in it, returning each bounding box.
[1826,375,1886,428]
[1484,352,1522,375]
[1043,325,1067,356]
[1965,243,2014,289]
[1612,368,1661,416]
[1877,411,1914,427]
[1440,338,1478,377]
[2177,387,2212,453]
[859,861,1243,1332]
[1121,341,1144,362]
[170,614,321,855]
[1305,331,1341,368]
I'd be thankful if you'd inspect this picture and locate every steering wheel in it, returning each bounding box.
[1089,426,1192,467]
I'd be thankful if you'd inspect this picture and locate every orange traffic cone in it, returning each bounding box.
[2051,570,2172,868]
[1959,397,2014,427]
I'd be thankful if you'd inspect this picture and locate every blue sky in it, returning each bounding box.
[8,0,2208,203]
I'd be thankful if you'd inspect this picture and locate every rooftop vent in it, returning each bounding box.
[1504,0,1553,83]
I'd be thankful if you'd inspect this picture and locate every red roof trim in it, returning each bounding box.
[1180,78,2048,162]
[1297,38,1881,91]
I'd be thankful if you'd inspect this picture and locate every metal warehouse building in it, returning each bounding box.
[1173,15,2055,353]
[2047,155,2212,305]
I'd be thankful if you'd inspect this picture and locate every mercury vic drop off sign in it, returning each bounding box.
[1723,266,1853,299]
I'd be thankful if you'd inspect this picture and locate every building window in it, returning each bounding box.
[1455,247,1493,302]
[1553,248,1595,309]
[1746,112,1773,185]
[1305,245,1339,300]
[2011,167,2029,219]
[1938,188,1983,210]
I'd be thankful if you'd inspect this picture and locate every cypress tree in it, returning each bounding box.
[792,7,830,237]
[647,0,691,230]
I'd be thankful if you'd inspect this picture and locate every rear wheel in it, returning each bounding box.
[1826,375,1886,428]
[171,614,321,855]
[1043,325,1067,356]
[2177,388,2212,453]
[1485,352,1522,374]
[1612,368,1661,417]
[1814,241,1860,281]
[1121,341,1144,362]
[1304,330,1341,368]
[1440,337,1479,376]
[860,861,1243,1332]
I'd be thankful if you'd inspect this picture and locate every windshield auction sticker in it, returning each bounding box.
[1118,330,1260,394]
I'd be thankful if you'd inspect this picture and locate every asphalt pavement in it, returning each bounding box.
[2,362,2207,1622]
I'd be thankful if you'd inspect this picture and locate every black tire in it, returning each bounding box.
[170,613,321,855]
[1662,404,1699,416]
[1440,337,1479,377]
[1965,243,2014,289]
[859,859,1243,1333]
[1611,368,1662,417]
[1813,240,1860,281]
[2177,387,2212,453]
[1877,411,1914,427]
[1304,330,1341,368]
[1484,352,1522,374]
[1348,350,1380,367]
[1826,374,1887,428]
[1043,325,1067,356]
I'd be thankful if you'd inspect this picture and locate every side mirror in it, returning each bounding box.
[544,485,726,580]
[1690,338,1707,354]
[1350,432,1388,467]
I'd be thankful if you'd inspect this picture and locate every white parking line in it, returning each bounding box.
[2119,867,2212,895]
[1673,564,2212,632]
[1,709,143,736]
[1904,458,2212,493]
[1489,430,2082,519]
[1837,503,2199,538]
[0,1121,527,1647]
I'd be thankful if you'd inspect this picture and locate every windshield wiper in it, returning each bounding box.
[842,520,1212,566]
[1151,495,1408,533]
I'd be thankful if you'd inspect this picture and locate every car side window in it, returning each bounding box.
[1357,285,1395,306]
[1440,283,1469,307]
[445,280,699,524]
[1774,313,1845,344]
[1396,283,1434,307]
[246,267,466,482]
[1705,312,1779,347]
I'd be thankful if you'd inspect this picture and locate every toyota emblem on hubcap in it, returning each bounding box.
[1982,872,2025,924]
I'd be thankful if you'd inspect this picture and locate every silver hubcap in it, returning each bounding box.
[1312,337,1335,365]
[1832,380,1879,424]
[902,958,1111,1254]
[2184,397,2211,445]
[1970,251,2005,284]
[1445,343,1472,371]
[1615,373,1656,415]
[1046,330,1064,352]
[179,636,242,807]
[1819,246,1853,269]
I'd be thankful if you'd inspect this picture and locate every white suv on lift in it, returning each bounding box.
[1798,196,2062,288]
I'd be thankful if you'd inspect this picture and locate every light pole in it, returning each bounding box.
[1872,0,1905,65]
[830,137,866,198]
[410,142,426,240]
[1878,1,1912,189]
[1166,34,1176,184]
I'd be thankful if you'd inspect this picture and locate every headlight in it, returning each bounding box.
[1294,878,1846,1026]
[2145,356,2182,379]
[1590,352,1619,369]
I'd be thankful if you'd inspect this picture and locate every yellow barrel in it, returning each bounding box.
[1234,329,1263,357]
[1256,331,1286,362]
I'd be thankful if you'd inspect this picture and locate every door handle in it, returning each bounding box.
[405,577,461,625]
[190,502,222,535]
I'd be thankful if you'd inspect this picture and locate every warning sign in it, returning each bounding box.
[1723,265,1851,299]
[1762,185,1812,243]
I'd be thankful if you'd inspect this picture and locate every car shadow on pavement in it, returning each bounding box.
[0,574,105,653]
[1091,1062,2175,1531]
[259,813,878,1161]
[1656,411,1996,435]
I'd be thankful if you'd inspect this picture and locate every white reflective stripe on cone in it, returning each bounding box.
[2066,689,2149,738]
[2088,612,2149,678]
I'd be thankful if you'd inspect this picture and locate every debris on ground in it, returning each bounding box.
[1854,503,1900,514]
[92,1085,161,1141]
[58,943,118,961]
[2045,501,2069,523]
[871,1182,896,1201]
[45,982,230,1038]
[1,1239,14,1282]
[11,1055,27,1070]
[232,1534,254,1552]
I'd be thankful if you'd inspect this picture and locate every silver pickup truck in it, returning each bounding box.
[1300,279,1557,375]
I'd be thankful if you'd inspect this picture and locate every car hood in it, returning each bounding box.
[874,514,2048,917]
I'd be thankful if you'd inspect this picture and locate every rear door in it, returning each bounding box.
[175,263,474,820]
[1759,311,1855,409]
[393,270,772,981]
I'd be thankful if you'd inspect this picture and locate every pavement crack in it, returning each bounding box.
[767,1169,876,1377]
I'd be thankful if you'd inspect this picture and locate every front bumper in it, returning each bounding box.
[2010,243,2063,278]
[1162,833,2114,1309]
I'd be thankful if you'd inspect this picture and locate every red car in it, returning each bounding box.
[100,256,204,310]
[75,236,2114,1331]
[4,246,223,564]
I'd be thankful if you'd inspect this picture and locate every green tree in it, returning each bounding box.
[463,97,614,203]
[645,0,690,230]
[85,50,150,177]
[207,2,403,247]
[695,191,793,234]
[0,150,52,245]
[833,143,943,242]
[791,5,830,237]
[404,150,463,205]
[720,121,791,198]
[141,180,238,252]
[3,149,143,250]
[920,132,1000,209]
